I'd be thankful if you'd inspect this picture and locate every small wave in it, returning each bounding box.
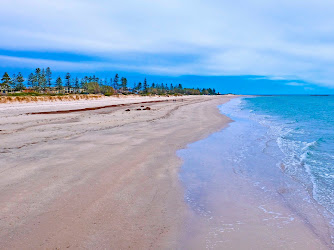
[300,151,309,166]
[237,96,334,242]
[323,173,334,179]
[258,205,295,224]
[302,140,318,151]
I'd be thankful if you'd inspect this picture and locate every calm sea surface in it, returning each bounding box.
[179,96,334,248]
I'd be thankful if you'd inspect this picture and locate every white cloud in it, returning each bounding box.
[285,82,306,87]
[0,0,334,87]
[0,55,197,75]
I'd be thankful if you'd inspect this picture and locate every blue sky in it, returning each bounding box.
[1,0,334,94]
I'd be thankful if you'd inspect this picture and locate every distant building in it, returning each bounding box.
[63,87,84,94]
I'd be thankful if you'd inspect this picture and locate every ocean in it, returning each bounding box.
[178,96,334,248]
[241,96,334,215]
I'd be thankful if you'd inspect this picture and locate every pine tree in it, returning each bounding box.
[35,68,41,77]
[11,74,17,90]
[80,79,86,90]
[27,73,36,89]
[74,77,80,90]
[46,67,52,88]
[39,69,47,90]
[70,78,75,89]
[143,78,148,93]
[35,68,41,90]
[55,76,63,91]
[121,77,127,91]
[16,72,25,91]
[113,74,119,89]
[65,73,71,89]
[151,83,155,88]
[1,72,12,89]
[136,82,142,91]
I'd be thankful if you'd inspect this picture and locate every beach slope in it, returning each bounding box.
[0,95,233,249]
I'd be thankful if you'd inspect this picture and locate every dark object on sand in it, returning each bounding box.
[125,109,130,111]
[143,107,151,110]
[136,108,142,111]
[141,105,144,107]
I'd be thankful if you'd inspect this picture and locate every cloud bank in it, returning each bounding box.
[1,0,334,87]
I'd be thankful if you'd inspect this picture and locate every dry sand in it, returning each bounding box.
[0,95,233,249]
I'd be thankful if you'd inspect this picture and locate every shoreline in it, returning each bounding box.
[0,95,234,249]
[177,97,332,249]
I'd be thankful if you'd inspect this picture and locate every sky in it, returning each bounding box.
[1,0,334,94]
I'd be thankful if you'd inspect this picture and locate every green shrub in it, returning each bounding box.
[8,92,42,96]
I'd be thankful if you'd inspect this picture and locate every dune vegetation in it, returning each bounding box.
[0,68,218,103]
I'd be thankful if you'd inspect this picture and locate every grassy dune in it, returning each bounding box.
[0,94,104,103]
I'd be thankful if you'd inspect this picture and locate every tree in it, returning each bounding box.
[143,78,148,93]
[74,77,80,91]
[1,72,12,89]
[81,76,89,89]
[135,82,142,92]
[35,68,41,77]
[35,68,41,90]
[121,77,127,91]
[27,73,36,89]
[55,76,63,91]
[151,83,155,88]
[80,79,86,90]
[11,74,17,90]
[39,69,47,90]
[207,88,214,95]
[87,82,100,94]
[100,85,114,95]
[113,74,119,89]
[201,88,209,95]
[16,72,25,91]
[65,73,71,90]
[46,67,52,88]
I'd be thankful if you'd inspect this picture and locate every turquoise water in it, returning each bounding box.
[242,96,334,216]
[178,96,334,247]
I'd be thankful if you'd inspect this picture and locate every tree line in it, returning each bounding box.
[0,68,217,95]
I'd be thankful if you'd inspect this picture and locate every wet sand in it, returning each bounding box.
[178,99,333,249]
[0,95,233,249]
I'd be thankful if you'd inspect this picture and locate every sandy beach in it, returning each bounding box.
[0,95,233,249]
